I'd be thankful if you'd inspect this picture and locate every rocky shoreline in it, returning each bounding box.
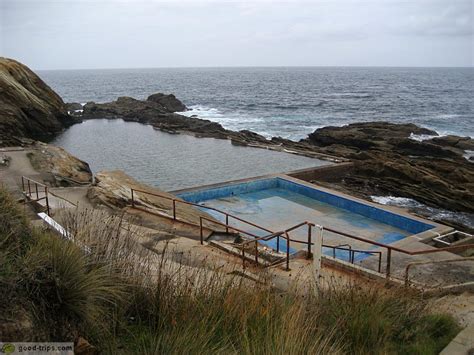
[73,95,474,217]
[1,57,473,223]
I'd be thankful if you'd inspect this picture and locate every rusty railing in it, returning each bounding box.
[130,188,273,235]
[128,187,474,277]
[21,176,50,216]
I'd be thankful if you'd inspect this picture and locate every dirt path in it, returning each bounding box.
[0,148,38,196]
[0,147,93,212]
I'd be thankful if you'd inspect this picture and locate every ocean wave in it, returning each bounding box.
[325,93,374,99]
[434,113,464,119]
[370,195,423,208]
[464,150,474,162]
[409,133,439,142]
[181,105,223,118]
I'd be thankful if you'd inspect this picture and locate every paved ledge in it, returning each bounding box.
[441,325,474,355]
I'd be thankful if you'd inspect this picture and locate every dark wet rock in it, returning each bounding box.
[428,135,474,152]
[306,122,437,149]
[303,122,474,213]
[146,93,187,112]
[0,57,75,144]
[82,95,231,138]
[393,139,459,158]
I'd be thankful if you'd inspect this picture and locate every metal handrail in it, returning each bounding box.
[404,257,474,287]
[323,244,382,273]
[239,222,315,271]
[21,176,50,215]
[322,225,474,277]
[129,187,474,278]
[130,188,273,234]
[199,216,263,242]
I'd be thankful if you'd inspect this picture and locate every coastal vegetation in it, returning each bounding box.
[0,186,460,354]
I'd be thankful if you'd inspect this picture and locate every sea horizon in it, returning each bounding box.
[39,66,474,140]
[36,65,474,72]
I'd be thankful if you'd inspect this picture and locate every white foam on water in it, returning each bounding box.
[182,105,267,136]
[181,105,223,118]
[464,150,474,162]
[409,133,440,142]
[435,113,464,119]
[370,195,423,208]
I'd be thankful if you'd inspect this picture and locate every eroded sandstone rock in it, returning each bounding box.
[0,57,76,143]
[87,171,219,227]
[27,142,92,186]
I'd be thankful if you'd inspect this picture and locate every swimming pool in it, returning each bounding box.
[176,176,437,263]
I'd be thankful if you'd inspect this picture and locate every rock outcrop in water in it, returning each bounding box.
[301,122,474,214]
[80,93,474,214]
[0,57,77,146]
[82,95,233,138]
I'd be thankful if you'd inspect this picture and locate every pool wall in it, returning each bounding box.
[176,175,441,236]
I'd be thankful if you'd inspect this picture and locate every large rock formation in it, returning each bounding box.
[302,122,474,214]
[0,57,76,145]
[25,141,93,186]
[82,96,232,138]
[87,171,219,228]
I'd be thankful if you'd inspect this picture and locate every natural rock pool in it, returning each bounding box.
[51,119,331,191]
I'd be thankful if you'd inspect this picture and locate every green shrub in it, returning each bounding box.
[0,186,31,254]
[21,233,126,340]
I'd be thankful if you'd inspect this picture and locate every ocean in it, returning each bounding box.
[38,66,474,140]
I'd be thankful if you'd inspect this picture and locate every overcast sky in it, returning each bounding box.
[1,0,472,70]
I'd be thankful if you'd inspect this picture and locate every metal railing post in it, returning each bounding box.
[225,214,229,233]
[286,233,290,271]
[45,186,50,216]
[35,183,39,200]
[386,248,392,278]
[276,235,280,253]
[131,189,135,207]
[255,241,258,265]
[242,246,246,269]
[27,179,31,197]
[21,176,25,192]
[172,199,176,220]
[307,223,312,259]
[199,217,203,245]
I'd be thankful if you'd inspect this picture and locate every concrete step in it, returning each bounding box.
[207,231,242,243]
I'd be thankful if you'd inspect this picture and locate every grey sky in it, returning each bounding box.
[1,0,472,70]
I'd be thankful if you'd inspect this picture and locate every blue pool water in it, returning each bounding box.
[178,177,434,261]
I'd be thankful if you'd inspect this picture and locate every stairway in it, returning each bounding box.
[207,231,299,268]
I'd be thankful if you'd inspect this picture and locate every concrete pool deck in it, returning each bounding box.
[174,173,474,287]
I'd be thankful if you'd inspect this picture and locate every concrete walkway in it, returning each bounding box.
[441,325,474,355]
[0,148,94,214]
[0,148,36,195]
